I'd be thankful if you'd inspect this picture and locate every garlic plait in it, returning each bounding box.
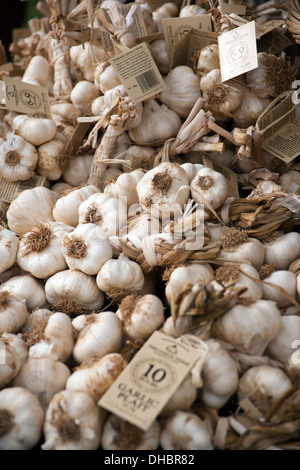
[0,132,38,182]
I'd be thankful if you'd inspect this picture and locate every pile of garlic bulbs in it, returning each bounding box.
[0,0,300,451]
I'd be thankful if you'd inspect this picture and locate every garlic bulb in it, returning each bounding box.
[7,186,57,236]
[0,334,22,388]
[104,169,144,209]
[128,100,182,146]
[13,358,71,412]
[66,353,127,402]
[190,167,228,211]
[70,80,100,115]
[37,139,68,181]
[211,299,282,356]
[51,182,73,195]
[120,211,161,251]
[162,315,193,338]
[13,113,57,147]
[78,192,127,237]
[150,39,171,75]
[180,162,205,184]
[219,229,265,270]
[233,91,271,128]
[262,270,297,307]
[17,222,73,279]
[72,311,123,364]
[62,155,93,187]
[0,290,28,334]
[280,170,300,194]
[1,274,48,311]
[20,308,52,335]
[70,42,106,82]
[165,264,214,304]
[266,316,300,363]
[61,223,113,275]
[1,332,28,368]
[0,226,19,275]
[246,52,296,99]
[26,311,75,363]
[215,264,263,301]
[180,5,207,16]
[160,66,201,118]
[0,387,44,450]
[195,44,220,76]
[160,411,213,450]
[160,374,198,416]
[136,162,190,219]
[45,269,104,315]
[96,253,145,302]
[0,133,38,181]
[101,414,160,451]
[263,231,300,270]
[237,365,293,414]
[121,145,156,172]
[22,55,51,88]
[50,101,80,126]
[42,390,104,450]
[52,185,100,227]
[116,294,165,341]
[95,63,121,94]
[200,339,239,409]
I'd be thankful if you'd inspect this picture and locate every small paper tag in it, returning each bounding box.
[98,331,202,431]
[257,29,293,55]
[98,26,113,51]
[262,119,300,163]
[1,76,50,115]
[202,155,240,198]
[0,175,47,203]
[162,15,212,57]
[120,3,148,39]
[109,42,166,103]
[218,21,258,82]
[220,0,246,16]
[66,120,95,155]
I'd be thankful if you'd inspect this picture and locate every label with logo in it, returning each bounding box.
[1,76,50,115]
[218,21,258,82]
[98,331,202,431]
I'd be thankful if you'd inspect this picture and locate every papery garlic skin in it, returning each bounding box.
[101,414,160,451]
[136,162,190,219]
[264,231,300,270]
[0,387,44,450]
[70,80,100,115]
[50,101,80,126]
[160,411,213,450]
[45,269,104,315]
[262,270,297,308]
[122,145,156,172]
[190,167,228,211]
[13,113,57,147]
[17,222,73,279]
[104,170,145,209]
[233,92,271,128]
[0,226,19,275]
[200,340,239,409]
[266,315,300,364]
[1,274,48,311]
[37,139,68,181]
[0,133,38,182]
[160,66,201,118]
[280,170,300,194]
[195,44,220,76]
[51,182,73,195]
[13,357,71,412]
[165,264,214,304]
[116,294,165,341]
[238,365,293,414]
[7,186,57,236]
[52,185,100,227]
[42,390,104,450]
[66,353,127,402]
[211,299,282,356]
[0,290,28,335]
[72,311,123,364]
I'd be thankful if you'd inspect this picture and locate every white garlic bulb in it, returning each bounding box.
[51,182,73,195]
[263,231,300,270]
[12,113,57,146]
[0,290,28,334]
[238,365,293,414]
[200,339,239,409]
[214,264,263,301]
[266,315,300,363]
[72,311,123,364]
[195,44,220,76]
[150,39,171,75]
[180,5,207,16]
[101,414,160,450]
[37,139,68,181]
[219,229,265,271]
[233,91,271,128]
[190,167,228,211]
[160,66,201,118]
[42,390,105,450]
[96,253,145,301]
[78,192,127,237]
[1,332,28,368]
[0,387,44,450]
[45,269,105,315]
[70,80,100,115]
[262,270,297,307]
[165,264,214,304]
[27,311,75,363]
[50,101,80,125]
[13,357,71,412]
[62,155,93,187]
[66,353,127,402]
[0,226,19,275]
[17,222,73,279]
[136,162,190,219]
[52,185,100,227]
[160,374,197,416]
[104,169,145,209]
[20,308,52,335]
[95,63,121,94]
[128,100,182,146]
[121,145,156,172]
[0,132,38,181]
[22,55,51,88]
[116,293,165,341]
[7,186,57,236]
[1,274,48,311]
[70,42,106,82]
[180,162,205,184]
[280,170,300,194]
[61,223,113,275]
[0,334,22,388]
[211,299,282,356]
[160,411,213,450]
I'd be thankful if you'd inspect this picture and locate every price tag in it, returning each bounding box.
[1,76,50,115]
[98,331,202,431]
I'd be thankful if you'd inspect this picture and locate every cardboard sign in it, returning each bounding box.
[98,331,202,431]
[1,76,50,115]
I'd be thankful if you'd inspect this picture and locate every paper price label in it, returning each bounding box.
[98,331,202,431]
[218,21,258,82]
[1,76,50,115]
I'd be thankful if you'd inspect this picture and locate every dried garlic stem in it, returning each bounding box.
[95,3,137,49]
